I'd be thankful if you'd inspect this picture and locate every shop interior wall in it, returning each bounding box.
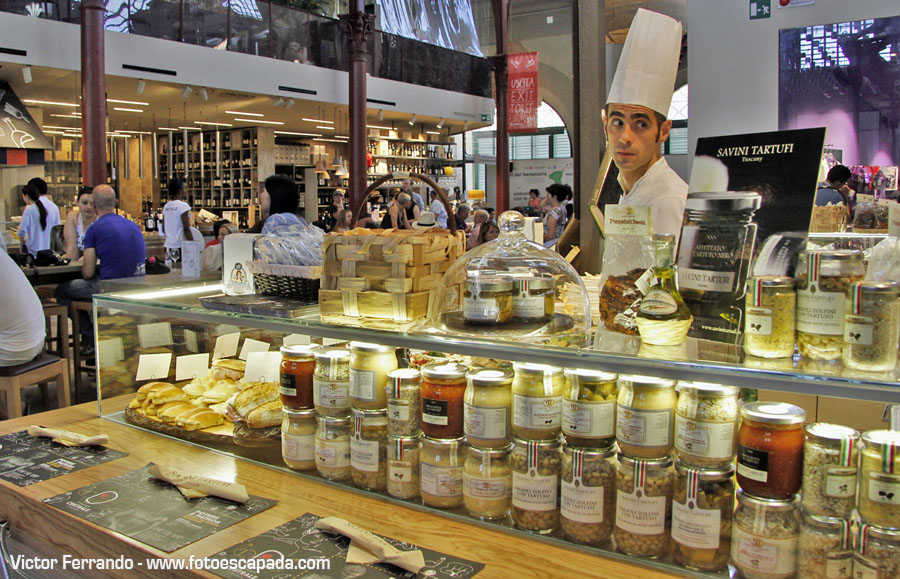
[114,135,157,217]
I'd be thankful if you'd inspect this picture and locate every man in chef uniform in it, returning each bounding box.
[603,8,687,237]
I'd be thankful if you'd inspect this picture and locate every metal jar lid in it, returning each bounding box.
[805,423,860,446]
[736,487,800,511]
[466,275,513,293]
[804,249,864,263]
[467,367,514,386]
[467,443,513,460]
[511,275,556,291]
[388,434,422,446]
[685,191,762,212]
[858,521,900,543]
[562,442,617,461]
[616,452,673,470]
[861,429,900,455]
[618,374,677,390]
[280,344,320,358]
[422,435,465,449]
[849,280,900,296]
[748,276,795,289]
[349,341,395,354]
[564,368,618,383]
[676,381,740,397]
[674,458,735,481]
[513,436,563,450]
[315,347,350,361]
[317,414,352,428]
[387,368,421,388]
[513,362,563,376]
[282,407,317,419]
[740,401,806,425]
[421,361,469,380]
[352,407,388,427]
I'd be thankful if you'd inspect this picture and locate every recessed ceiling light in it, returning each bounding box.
[315,125,334,130]
[158,127,179,131]
[274,131,322,137]
[367,124,394,130]
[108,98,149,106]
[24,99,78,107]
[426,131,441,135]
[194,121,233,127]
[177,126,201,130]
[51,113,81,118]
[234,118,284,125]
[225,110,264,117]
[113,107,143,113]
[302,118,333,124]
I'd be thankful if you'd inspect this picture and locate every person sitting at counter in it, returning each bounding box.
[454,204,471,233]
[332,209,353,233]
[259,174,308,234]
[0,251,46,367]
[160,178,198,264]
[19,182,61,258]
[63,187,96,261]
[205,220,237,248]
[466,209,489,250]
[381,193,412,229]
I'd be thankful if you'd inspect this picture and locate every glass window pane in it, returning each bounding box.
[229,0,271,57]
[552,132,571,158]
[532,134,550,159]
[181,0,230,49]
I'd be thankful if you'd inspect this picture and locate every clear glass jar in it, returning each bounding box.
[281,407,316,471]
[463,444,512,519]
[280,344,319,409]
[731,490,801,579]
[420,436,465,508]
[843,281,900,371]
[562,368,618,449]
[615,374,677,459]
[313,347,351,417]
[801,423,860,519]
[672,460,734,572]
[385,368,421,436]
[614,453,674,559]
[387,435,421,500]
[464,368,513,448]
[674,381,740,469]
[796,250,865,361]
[463,275,513,325]
[858,430,900,528]
[511,437,561,533]
[560,444,616,546]
[511,275,556,322]
[744,276,796,359]
[315,415,352,481]
[349,342,397,410]
[511,363,566,441]
[737,402,806,500]
[420,362,468,439]
[350,408,388,491]
[854,523,900,579]
[797,510,853,579]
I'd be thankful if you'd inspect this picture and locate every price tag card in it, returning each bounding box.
[97,338,125,369]
[137,322,174,349]
[176,353,210,381]
[215,324,241,336]
[243,351,282,383]
[889,205,900,238]
[213,332,241,360]
[283,334,311,347]
[181,240,203,278]
[322,337,344,347]
[184,329,200,353]
[135,353,173,382]
[239,338,270,361]
[892,404,900,431]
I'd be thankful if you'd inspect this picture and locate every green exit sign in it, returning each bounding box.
[750,0,771,20]
[481,113,492,123]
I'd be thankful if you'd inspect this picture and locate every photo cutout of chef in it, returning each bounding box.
[602,8,688,238]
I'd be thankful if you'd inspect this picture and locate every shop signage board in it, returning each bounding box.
[508,52,539,134]
[509,158,574,207]
[749,1,771,20]
[0,430,127,487]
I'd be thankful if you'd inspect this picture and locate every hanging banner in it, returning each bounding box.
[508,52,539,134]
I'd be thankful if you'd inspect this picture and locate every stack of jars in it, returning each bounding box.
[853,430,900,578]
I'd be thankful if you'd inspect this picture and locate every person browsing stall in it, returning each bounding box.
[543,184,570,247]
[63,186,96,261]
[160,178,198,263]
[381,193,412,229]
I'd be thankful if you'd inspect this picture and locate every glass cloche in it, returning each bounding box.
[423,211,591,347]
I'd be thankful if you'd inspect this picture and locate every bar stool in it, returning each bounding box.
[42,303,69,361]
[70,300,95,403]
[0,353,71,419]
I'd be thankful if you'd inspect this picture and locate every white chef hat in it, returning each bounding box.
[607,8,683,117]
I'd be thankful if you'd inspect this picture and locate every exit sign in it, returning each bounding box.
[481,113,492,123]
[750,0,771,20]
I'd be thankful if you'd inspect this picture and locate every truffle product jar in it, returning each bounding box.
[387,435,421,500]
[672,461,734,572]
[463,275,513,325]
[313,348,351,417]
[560,444,616,547]
[730,490,801,579]
[744,276,796,359]
[385,368,421,437]
[614,453,674,559]
[797,511,854,579]
[350,408,388,491]
[511,363,566,441]
[281,407,316,471]
[420,436,465,508]
[858,430,900,528]
[349,342,397,410]
[463,444,512,520]
[843,281,900,372]
[511,276,556,322]
[800,423,860,519]
[736,402,806,500]
[420,362,468,439]
[796,250,865,361]
[562,368,618,449]
[279,344,319,409]
[315,415,352,481]
[464,368,513,448]
[615,374,677,459]
[854,523,900,579]
[674,381,740,469]
[511,437,562,533]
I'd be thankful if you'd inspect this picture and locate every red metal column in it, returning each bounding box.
[340,1,375,214]
[80,0,107,188]
[492,0,510,214]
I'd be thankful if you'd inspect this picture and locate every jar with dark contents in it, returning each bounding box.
[800,423,860,519]
[463,444,512,520]
[420,436,465,508]
[614,454,674,559]
[420,361,468,439]
[560,444,616,546]
[279,344,319,409]
[671,460,734,571]
[797,511,853,579]
[511,275,556,322]
[463,275,513,325]
[385,368,421,436]
[731,490,800,579]
[350,408,388,491]
[562,368,618,449]
[315,415,352,481]
[464,368,513,448]
[387,435,421,500]
[313,347,351,417]
[737,402,805,500]
[511,437,561,533]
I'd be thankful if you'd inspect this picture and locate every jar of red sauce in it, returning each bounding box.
[279,344,320,409]
[420,361,469,438]
[737,402,806,499]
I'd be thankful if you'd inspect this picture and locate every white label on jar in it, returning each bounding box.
[464,296,500,321]
[561,479,604,524]
[635,268,655,295]
[464,474,508,499]
[314,378,350,408]
[350,437,379,472]
[316,439,350,467]
[464,404,509,441]
[513,394,561,431]
[562,401,615,439]
[737,445,769,483]
[639,289,678,316]
[674,416,735,460]
[421,464,462,497]
[825,552,853,579]
[853,555,879,579]
[512,471,557,511]
[615,489,666,535]
[746,307,773,336]
[387,400,410,422]
[731,527,797,574]
[672,500,721,550]
[679,267,736,293]
[389,461,413,483]
[616,406,672,447]
[844,317,874,346]
[797,287,844,335]
[512,294,545,318]
[282,433,315,461]
[350,368,376,401]
[867,472,900,504]
[422,398,449,426]
[825,467,858,498]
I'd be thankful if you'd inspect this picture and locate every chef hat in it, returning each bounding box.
[607,8,683,117]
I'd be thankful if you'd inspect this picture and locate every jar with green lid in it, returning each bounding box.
[854,523,900,579]
[512,363,566,440]
[744,276,796,359]
[511,437,561,533]
[315,415,351,481]
[731,490,801,579]
[560,443,616,546]
[674,381,740,469]
[801,423,860,519]
[385,368,421,436]
[463,275,513,325]
[562,368,618,449]
[796,250,865,361]
[511,275,556,322]
[858,430,900,528]
[464,368,513,448]
[463,444,512,519]
[349,342,397,410]
[420,436,465,508]
[614,453,674,559]
[387,435,421,500]
[281,407,316,471]
[615,374,677,459]
[843,281,900,371]
[672,460,734,572]
[313,347,351,417]
[350,408,388,491]
[797,510,853,579]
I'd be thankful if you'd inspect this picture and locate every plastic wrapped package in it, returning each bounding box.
[866,236,900,282]
[376,0,483,57]
[597,208,655,335]
[255,214,324,267]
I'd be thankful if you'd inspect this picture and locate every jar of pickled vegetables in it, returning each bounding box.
[385,368,421,437]
[420,362,468,439]
[858,430,900,528]
[671,460,734,572]
[511,437,562,533]
[744,276,796,359]
[350,408,388,491]
[615,374,677,459]
[854,523,900,579]
[464,368,513,448]
[560,444,616,546]
[614,453,675,559]
[737,402,806,500]
[349,342,397,410]
[731,490,801,579]
[797,510,853,579]
[313,347,351,417]
[562,368,618,449]
[463,444,512,519]
[512,363,566,441]
[843,281,900,372]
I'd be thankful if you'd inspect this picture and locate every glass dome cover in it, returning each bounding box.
[425,211,591,347]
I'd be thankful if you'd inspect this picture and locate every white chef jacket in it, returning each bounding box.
[617,157,688,237]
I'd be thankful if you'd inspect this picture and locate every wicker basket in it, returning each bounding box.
[247,261,321,302]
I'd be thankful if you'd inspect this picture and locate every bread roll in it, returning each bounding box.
[175,406,210,427]
[211,358,246,381]
[159,402,199,423]
[137,381,172,401]
[182,410,224,431]
[231,381,278,418]
[246,399,283,429]
[150,386,187,405]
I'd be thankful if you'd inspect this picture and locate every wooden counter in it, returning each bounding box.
[0,398,685,578]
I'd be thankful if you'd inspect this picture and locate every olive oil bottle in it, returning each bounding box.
[636,234,693,345]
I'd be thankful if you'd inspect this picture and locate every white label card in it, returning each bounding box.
[605,205,652,236]
[243,351,282,383]
[239,338,270,361]
[283,334,311,346]
[137,322,174,349]
[322,337,344,347]
[184,329,199,353]
[890,204,900,238]
[181,240,203,278]
[97,338,125,368]
[136,353,173,381]
[175,353,210,381]
[213,332,241,360]
[892,404,900,430]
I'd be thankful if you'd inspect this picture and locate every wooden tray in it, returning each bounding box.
[124,407,234,445]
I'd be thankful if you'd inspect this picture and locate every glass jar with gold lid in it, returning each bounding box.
[744,276,796,359]
[464,368,513,448]
[349,342,397,410]
[562,368,618,449]
[463,275,513,325]
[313,347,351,417]
[615,374,677,459]
[511,363,566,441]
